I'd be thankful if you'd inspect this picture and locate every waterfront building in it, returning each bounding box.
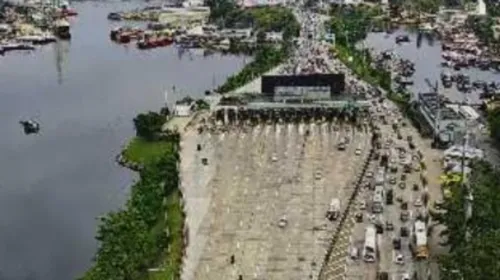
[239,0,287,8]
[417,92,466,146]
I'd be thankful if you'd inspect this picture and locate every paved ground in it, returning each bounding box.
[180,122,371,280]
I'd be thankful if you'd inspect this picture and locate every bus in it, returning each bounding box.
[363,225,377,262]
[414,220,429,260]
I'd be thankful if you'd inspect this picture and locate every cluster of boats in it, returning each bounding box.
[110,27,174,49]
[441,48,500,71]
[440,71,500,97]
[439,22,500,72]
[376,50,416,89]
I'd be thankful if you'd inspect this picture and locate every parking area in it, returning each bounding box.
[180,121,371,280]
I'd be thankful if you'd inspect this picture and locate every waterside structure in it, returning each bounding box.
[0,0,75,55]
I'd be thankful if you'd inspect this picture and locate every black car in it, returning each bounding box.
[386,189,393,205]
[400,226,409,237]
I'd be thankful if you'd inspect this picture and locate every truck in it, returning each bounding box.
[414,220,429,260]
[326,198,340,221]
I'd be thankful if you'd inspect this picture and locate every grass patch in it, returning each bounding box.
[123,137,173,165]
[149,190,184,280]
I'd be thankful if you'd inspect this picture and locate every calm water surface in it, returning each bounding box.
[0,2,247,279]
[364,29,500,104]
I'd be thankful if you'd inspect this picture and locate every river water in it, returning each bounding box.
[363,29,500,104]
[0,2,246,279]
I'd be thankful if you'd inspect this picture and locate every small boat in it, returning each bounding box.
[2,42,35,52]
[441,71,452,88]
[395,35,410,44]
[137,36,173,49]
[54,19,71,40]
[108,12,122,21]
[19,119,40,134]
[17,34,57,45]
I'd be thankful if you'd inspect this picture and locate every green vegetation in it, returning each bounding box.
[133,111,167,141]
[433,161,500,279]
[149,190,184,280]
[123,137,173,166]
[329,5,392,92]
[207,0,300,40]
[206,0,299,93]
[217,45,288,93]
[82,112,183,280]
[487,107,500,147]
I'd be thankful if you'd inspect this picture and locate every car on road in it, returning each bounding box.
[400,226,409,237]
[395,253,405,265]
[414,198,423,207]
[398,182,406,189]
[393,237,401,249]
[401,273,410,280]
[400,211,409,222]
[271,153,278,162]
[435,199,444,209]
[355,212,363,223]
[386,221,394,231]
[389,177,397,184]
[359,200,366,210]
[349,246,359,260]
[355,148,362,155]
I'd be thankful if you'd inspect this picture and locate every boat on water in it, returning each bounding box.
[1,42,35,52]
[441,71,452,88]
[53,19,71,40]
[108,12,122,21]
[137,37,173,49]
[395,35,410,44]
[17,33,57,45]
[110,27,143,43]
[19,119,40,134]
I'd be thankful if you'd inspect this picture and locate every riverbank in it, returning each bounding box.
[82,127,183,280]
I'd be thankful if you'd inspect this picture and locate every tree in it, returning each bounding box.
[435,161,500,278]
[133,112,165,141]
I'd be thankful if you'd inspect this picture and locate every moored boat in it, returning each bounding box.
[54,19,71,40]
[108,12,122,21]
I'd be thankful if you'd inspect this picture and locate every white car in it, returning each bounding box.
[355,148,362,156]
[271,153,278,162]
[414,198,423,207]
[349,246,359,260]
[395,253,404,265]
[401,273,410,280]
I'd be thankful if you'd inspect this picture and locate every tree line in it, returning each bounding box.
[432,161,500,279]
[329,5,392,92]
[81,113,181,280]
[205,0,300,93]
